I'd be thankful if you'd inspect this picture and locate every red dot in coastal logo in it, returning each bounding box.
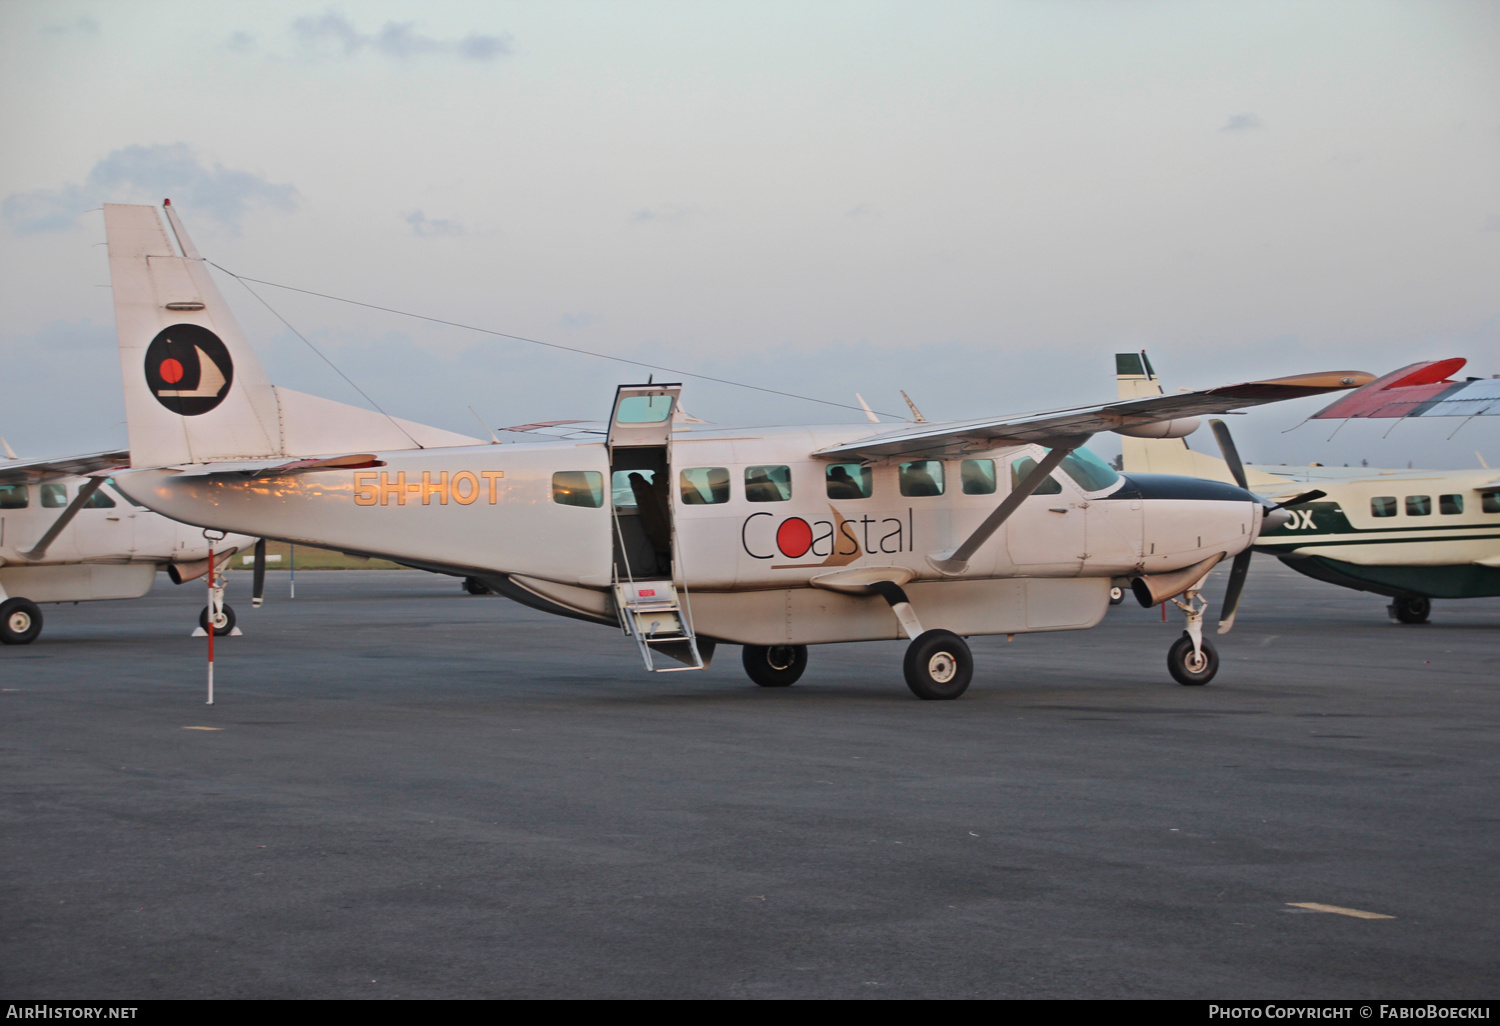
[159,357,185,385]
[776,517,813,558]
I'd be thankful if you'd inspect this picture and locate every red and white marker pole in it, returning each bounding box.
[203,528,225,706]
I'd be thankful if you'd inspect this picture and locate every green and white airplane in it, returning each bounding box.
[1115,352,1500,627]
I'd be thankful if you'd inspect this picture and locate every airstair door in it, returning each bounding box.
[605,383,704,672]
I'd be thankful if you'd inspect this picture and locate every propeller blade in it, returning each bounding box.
[1217,549,1253,635]
[1209,419,1249,489]
[1268,489,1326,511]
[251,538,267,609]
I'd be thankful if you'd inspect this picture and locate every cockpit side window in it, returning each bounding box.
[826,463,872,499]
[0,484,28,509]
[83,487,116,508]
[41,483,67,508]
[1009,457,1062,496]
[745,466,792,502]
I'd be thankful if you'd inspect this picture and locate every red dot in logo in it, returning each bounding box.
[159,357,185,384]
[776,517,813,558]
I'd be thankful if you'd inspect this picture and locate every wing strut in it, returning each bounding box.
[21,478,105,561]
[928,436,1087,576]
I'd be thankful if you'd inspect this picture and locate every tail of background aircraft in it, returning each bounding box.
[1114,352,1286,487]
[106,202,478,468]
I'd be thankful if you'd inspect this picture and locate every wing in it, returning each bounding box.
[814,370,1373,461]
[0,449,131,485]
[1309,359,1500,420]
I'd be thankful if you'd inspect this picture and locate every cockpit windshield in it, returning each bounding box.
[1055,446,1121,493]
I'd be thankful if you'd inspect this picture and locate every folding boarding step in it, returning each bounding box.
[613,579,706,672]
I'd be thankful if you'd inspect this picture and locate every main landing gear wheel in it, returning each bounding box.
[742,644,807,687]
[462,576,493,596]
[903,629,973,701]
[0,598,43,645]
[1167,632,1219,686]
[1389,596,1431,625]
[199,603,237,637]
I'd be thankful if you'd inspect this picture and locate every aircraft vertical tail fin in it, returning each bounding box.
[107,202,283,467]
[1112,351,1288,486]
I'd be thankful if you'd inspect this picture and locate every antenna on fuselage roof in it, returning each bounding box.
[467,406,502,444]
[900,390,928,423]
[855,394,879,424]
[0,437,16,460]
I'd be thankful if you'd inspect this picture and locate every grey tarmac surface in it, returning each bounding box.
[2,561,1497,1000]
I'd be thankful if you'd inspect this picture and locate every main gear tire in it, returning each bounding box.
[1389,596,1431,624]
[0,598,43,645]
[199,603,237,637]
[742,644,807,687]
[462,577,493,595]
[1168,632,1219,686]
[903,629,973,700]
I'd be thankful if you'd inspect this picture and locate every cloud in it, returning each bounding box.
[1221,113,1265,132]
[631,204,698,225]
[289,10,510,61]
[1480,214,1500,233]
[405,210,465,237]
[42,15,99,36]
[2,144,297,235]
[225,30,255,54]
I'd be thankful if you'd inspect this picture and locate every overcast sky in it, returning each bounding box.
[2,0,1497,468]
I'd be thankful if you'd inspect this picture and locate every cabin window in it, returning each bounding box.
[0,484,27,509]
[615,394,674,424]
[611,469,663,509]
[960,459,997,495]
[899,460,945,497]
[1482,491,1500,514]
[1440,494,1464,515]
[825,463,872,499]
[1405,495,1431,517]
[680,467,730,505]
[552,470,604,508]
[84,487,116,508]
[1010,457,1063,496]
[41,483,68,508]
[745,466,792,502]
[1058,447,1121,492]
[1371,496,1397,517]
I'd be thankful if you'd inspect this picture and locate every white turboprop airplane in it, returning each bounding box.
[1114,352,1500,627]
[0,443,258,644]
[94,202,1374,697]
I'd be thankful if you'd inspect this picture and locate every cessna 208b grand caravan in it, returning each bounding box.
[97,202,1373,698]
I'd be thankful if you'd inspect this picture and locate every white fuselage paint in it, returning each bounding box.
[0,474,254,604]
[112,425,1262,646]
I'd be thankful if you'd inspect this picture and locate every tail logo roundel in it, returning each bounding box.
[144,324,234,416]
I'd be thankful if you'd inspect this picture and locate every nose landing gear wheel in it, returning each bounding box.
[903,629,973,700]
[0,598,43,645]
[1167,632,1219,686]
[743,644,807,687]
[199,603,237,637]
[1389,596,1431,624]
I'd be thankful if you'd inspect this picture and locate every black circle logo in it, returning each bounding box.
[144,324,234,416]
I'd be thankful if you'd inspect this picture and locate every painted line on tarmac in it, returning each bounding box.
[1286,902,1394,919]
[183,726,223,731]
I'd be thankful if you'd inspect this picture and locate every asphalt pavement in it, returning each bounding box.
[2,561,1497,999]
